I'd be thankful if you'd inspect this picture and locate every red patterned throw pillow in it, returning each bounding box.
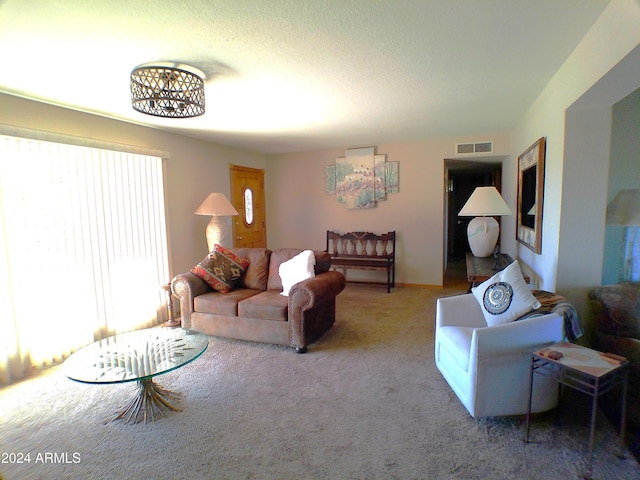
[191,244,250,293]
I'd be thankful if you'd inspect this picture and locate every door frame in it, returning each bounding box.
[443,158,504,281]
[229,164,267,248]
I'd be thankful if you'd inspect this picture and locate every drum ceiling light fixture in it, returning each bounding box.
[130,65,205,118]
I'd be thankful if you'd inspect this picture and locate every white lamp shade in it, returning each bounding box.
[606,189,640,226]
[459,186,512,217]
[194,193,239,216]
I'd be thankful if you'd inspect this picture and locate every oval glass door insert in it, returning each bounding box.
[244,187,254,225]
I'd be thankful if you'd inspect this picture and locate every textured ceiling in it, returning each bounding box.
[0,0,610,154]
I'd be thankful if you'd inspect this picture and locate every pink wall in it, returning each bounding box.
[266,133,512,286]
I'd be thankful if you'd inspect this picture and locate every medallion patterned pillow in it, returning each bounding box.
[191,244,250,293]
[471,260,540,326]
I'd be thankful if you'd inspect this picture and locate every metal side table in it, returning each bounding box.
[525,342,629,479]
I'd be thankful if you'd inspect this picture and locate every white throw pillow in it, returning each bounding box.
[279,250,316,296]
[471,260,540,326]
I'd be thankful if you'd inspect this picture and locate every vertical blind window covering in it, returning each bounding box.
[0,135,170,384]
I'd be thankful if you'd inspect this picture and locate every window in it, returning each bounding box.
[0,134,169,384]
[244,187,254,225]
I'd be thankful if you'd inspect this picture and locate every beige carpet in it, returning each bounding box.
[1,283,639,480]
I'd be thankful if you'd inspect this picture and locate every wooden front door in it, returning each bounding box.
[229,164,267,248]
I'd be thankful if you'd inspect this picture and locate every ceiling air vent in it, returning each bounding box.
[455,141,494,155]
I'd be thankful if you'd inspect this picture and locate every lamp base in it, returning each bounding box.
[205,217,232,251]
[161,319,181,328]
[467,216,499,257]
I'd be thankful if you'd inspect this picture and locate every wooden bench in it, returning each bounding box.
[326,230,396,293]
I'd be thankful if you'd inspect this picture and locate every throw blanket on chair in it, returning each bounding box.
[517,290,584,342]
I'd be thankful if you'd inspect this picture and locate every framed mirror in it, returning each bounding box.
[516,137,546,253]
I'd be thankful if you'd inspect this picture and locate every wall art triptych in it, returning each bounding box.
[325,147,398,209]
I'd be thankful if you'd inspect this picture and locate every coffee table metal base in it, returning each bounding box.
[110,378,182,425]
[65,328,209,425]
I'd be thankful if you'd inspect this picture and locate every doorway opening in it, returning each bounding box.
[444,158,505,287]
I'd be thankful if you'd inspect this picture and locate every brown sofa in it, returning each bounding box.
[589,282,640,459]
[172,248,346,353]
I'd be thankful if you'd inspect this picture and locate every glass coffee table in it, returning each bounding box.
[64,328,208,424]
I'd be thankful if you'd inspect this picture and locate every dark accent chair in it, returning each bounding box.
[589,282,640,460]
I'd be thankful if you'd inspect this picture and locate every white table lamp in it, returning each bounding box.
[194,193,239,251]
[459,186,512,257]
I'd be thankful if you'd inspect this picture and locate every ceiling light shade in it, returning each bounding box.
[130,66,205,118]
[459,186,512,257]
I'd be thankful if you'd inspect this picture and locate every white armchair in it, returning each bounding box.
[435,293,566,418]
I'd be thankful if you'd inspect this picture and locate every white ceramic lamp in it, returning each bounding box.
[459,186,512,257]
[194,193,239,251]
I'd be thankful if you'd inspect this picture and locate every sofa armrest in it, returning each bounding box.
[289,270,346,312]
[288,271,346,349]
[171,272,211,329]
[436,294,486,329]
